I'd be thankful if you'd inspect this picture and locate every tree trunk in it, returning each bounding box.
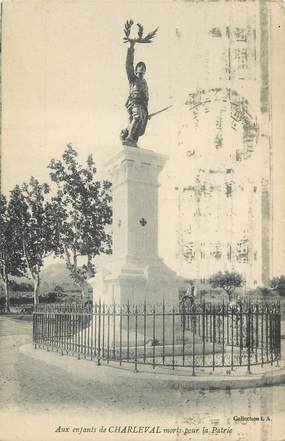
[33,272,40,305]
[3,272,10,313]
[81,282,89,303]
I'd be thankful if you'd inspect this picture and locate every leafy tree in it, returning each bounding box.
[269,276,285,296]
[8,280,33,292]
[48,144,112,301]
[209,271,243,301]
[8,178,57,305]
[0,195,26,311]
[39,291,61,304]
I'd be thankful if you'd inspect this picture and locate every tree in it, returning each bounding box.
[8,178,56,305]
[269,276,285,296]
[0,194,26,312]
[48,144,112,301]
[8,280,33,292]
[209,271,243,301]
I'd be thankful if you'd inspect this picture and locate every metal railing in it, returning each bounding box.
[33,300,281,375]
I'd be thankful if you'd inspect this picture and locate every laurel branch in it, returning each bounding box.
[123,20,158,44]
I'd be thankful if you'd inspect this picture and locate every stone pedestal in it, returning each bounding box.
[91,146,182,306]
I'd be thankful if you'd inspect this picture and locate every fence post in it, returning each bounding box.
[134,305,138,373]
[97,299,101,366]
[90,304,94,360]
[212,305,216,372]
[274,304,278,366]
[172,305,175,370]
[143,301,146,364]
[162,300,165,366]
[270,306,274,367]
[182,301,185,367]
[255,304,259,365]
[60,305,64,356]
[83,304,87,359]
[231,305,234,371]
[87,304,90,359]
[102,303,105,360]
[64,304,67,355]
[277,302,281,365]
[51,305,54,353]
[152,305,156,369]
[266,304,269,363]
[127,300,130,363]
[106,305,110,364]
[33,305,37,349]
[247,301,251,374]
[119,304,122,366]
[222,300,225,367]
[112,302,116,361]
[192,304,196,376]
[94,303,97,359]
[202,301,205,367]
[45,305,49,351]
[239,303,243,367]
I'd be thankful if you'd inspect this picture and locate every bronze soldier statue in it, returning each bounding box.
[120,40,149,146]
[120,21,158,147]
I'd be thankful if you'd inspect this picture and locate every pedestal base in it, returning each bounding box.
[90,255,182,305]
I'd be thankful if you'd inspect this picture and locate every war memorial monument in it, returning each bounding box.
[91,21,181,307]
[33,19,281,378]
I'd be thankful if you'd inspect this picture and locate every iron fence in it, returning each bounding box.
[33,300,281,375]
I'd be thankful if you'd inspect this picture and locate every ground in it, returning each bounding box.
[0,315,285,441]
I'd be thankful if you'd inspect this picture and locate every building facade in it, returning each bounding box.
[173,1,271,289]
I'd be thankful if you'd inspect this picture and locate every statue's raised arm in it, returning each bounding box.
[120,20,158,147]
[125,40,136,83]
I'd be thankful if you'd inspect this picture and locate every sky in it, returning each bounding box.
[2,0,175,189]
[1,0,285,276]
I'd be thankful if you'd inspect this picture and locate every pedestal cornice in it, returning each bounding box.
[105,146,168,170]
